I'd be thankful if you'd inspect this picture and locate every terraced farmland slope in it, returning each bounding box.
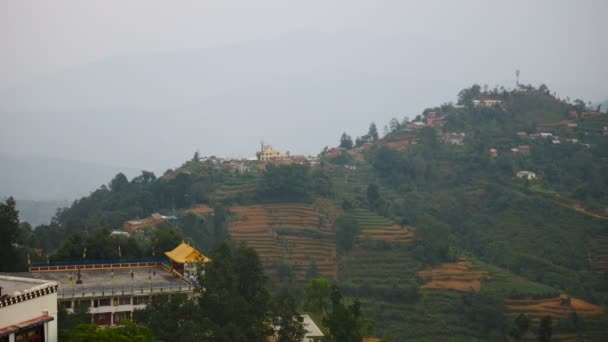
[351,208,414,246]
[589,233,608,272]
[215,173,260,197]
[505,295,603,319]
[228,203,336,281]
[417,260,489,292]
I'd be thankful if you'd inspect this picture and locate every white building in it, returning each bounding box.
[516,171,537,180]
[0,275,58,342]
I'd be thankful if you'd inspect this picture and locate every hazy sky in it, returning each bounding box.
[1,0,607,171]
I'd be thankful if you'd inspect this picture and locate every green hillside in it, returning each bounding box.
[4,84,608,341]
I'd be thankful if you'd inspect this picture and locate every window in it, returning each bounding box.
[119,297,131,305]
[61,301,72,309]
[74,300,91,309]
[94,298,111,307]
[133,296,149,305]
[114,311,130,323]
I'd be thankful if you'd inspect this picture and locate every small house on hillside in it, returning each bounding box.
[518,145,530,154]
[473,98,502,108]
[123,213,166,233]
[409,121,426,129]
[516,171,537,180]
[327,147,345,158]
[489,148,498,158]
[426,112,448,128]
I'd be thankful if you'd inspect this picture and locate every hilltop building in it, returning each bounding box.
[2,243,210,327]
[257,145,288,161]
[0,275,58,342]
[472,98,502,108]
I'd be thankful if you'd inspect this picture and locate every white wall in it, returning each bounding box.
[0,292,57,342]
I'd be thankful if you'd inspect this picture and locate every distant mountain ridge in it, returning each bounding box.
[0,153,141,201]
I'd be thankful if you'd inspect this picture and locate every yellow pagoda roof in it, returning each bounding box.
[165,242,211,264]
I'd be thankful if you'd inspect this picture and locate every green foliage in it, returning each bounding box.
[0,197,27,271]
[323,285,374,342]
[66,321,159,342]
[58,303,91,340]
[271,289,307,342]
[340,133,354,149]
[259,164,313,202]
[334,215,361,252]
[509,314,530,341]
[304,278,332,314]
[538,315,553,342]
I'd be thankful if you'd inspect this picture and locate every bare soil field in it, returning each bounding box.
[417,260,489,292]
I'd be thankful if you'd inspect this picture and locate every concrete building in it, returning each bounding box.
[257,145,288,161]
[0,275,58,342]
[4,243,210,327]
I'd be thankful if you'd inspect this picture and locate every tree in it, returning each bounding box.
[152,228,182,254]
[334,215,361,252]
[109,173,129,192]
[538,315,552,342]
[58,303,91,340]
[0,197,24,271]
[339,133,354,149]
[304,278,331,314]
[366,184,380,210]
[509,313,530,340]
[323,285,374,342]
[271,289,306,342]
[368,122,379,141]
[260,164,312,201]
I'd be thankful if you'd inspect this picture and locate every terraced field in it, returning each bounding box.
[505,295,603,320]
[417,260,489,292]
[359,290,481,341]
[339,247,418,288]
[351,208,414,246]
[228,203,336,281]
[185,204,214,215]
[589,234,608,272]
[215,174,261,197]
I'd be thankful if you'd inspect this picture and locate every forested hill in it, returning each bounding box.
[5,84,608,340]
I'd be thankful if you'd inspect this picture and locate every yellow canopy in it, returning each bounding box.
[165,242,211,264]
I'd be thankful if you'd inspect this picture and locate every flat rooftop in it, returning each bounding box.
[0,275,57,297]
[2,267,181,289]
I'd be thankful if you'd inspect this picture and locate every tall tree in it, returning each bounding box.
[323,285,374,342]
[0,197,25,271]
[271,289,306,342]
[339,133,354,149]
[538,316,552,342]
[334,215,361,252]
[368,122,379,141]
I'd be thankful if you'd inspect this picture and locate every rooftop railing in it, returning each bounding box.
[31,257,164,268]
[57,282,195,299]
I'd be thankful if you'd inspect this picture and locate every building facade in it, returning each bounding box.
[257,145,288,161]
[0,275,58,342]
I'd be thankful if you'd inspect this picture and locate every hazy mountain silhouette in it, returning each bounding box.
[0,152,141,201]
[0,32,515,169]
